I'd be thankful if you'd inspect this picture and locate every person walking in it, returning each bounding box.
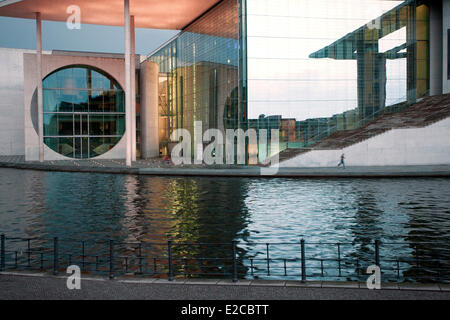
[338,153,346,169]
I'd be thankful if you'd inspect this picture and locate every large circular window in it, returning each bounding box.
[42,66,125,159]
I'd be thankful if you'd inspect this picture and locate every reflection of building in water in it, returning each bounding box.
[115,176,251,275]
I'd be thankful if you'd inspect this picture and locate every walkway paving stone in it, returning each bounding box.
[321,281,359,288]
[398,283,441,291]
[2,273,450,300]
[1,155,449,177]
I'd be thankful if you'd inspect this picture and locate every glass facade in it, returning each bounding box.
[246,0,430,155]
[148,0,431,162]
[148,0,245,155]
[42,66,125,159]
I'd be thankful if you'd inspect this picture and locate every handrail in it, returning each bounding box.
[1,234,449,283]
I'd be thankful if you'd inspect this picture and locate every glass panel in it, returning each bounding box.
[56,68,74,89]
[57,114,73,136]
[104,114,118,135]
[103,137,120,152]
[44,137,74,158]
[57,89,74,112]
[43,114,58,136]
[82,137,89,158]
[43,73,57,88]
[89,137,105,157]
[43,89,58,112]
[89,90,103,112]
[72,68,88,89]
[74,114,81,136]
[91,70,110,89]
[116,115,125,135]
[59,137,74,157]
[115,91,125,112]
[44,137,58,153]
[89,115,104,136]
[74,138,81,159]
[73,90,89,112]
[103,91,115,112]
[82,114,88,135]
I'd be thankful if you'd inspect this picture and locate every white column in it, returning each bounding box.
[140,61,159,158]
[124,0,132,166]
[36,12,44,162]
[131,15,137,161]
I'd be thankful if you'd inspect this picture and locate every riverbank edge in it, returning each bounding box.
[1,271,449,292]
[1,161,450,178]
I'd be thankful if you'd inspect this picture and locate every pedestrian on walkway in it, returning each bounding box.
[338,153,346,169]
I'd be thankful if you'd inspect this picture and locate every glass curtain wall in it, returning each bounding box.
[246,0,429,157]
[42,66,125,159]
[148,0,244,155]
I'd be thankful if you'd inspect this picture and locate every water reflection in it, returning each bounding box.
[0,169,449,281]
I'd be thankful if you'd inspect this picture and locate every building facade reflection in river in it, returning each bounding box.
[0,169,449,280]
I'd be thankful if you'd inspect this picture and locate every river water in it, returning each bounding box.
[1,168,449,282]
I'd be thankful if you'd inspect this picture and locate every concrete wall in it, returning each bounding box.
[139,60,159,158]
[279,117,450,167]
[0,48,39,156]
[23,52,128,161]
[444,0,450,94]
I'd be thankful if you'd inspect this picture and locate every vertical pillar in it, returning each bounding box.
[131,16,137,161]
[36,12,44,162]
[124,0,132,166]
[140,61,159,158]
[429,0,443,96]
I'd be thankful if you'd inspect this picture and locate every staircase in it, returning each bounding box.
[267,93,450,165]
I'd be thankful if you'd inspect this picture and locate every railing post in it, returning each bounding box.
[138,243,143,274]
[232,240,238,282]
[337,243,341,277]
[301,239,306,282]
[168,240,174,281]
[109,240,114,279]
[266,243,270,276]
[81,241,85,271]
[1,234,5,271]
[27,239,31,267]
[375,240,380,267]
[53,237,58,275]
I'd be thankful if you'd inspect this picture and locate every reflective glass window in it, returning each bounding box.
[42,66,125,158]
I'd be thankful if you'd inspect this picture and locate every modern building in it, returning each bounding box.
[0,0,449,166]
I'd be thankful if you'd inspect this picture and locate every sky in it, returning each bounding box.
[0,16,179,55]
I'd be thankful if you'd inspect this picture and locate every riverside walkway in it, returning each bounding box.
[1,272,450,300]
[1,156,449,178]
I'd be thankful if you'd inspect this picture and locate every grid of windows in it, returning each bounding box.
[42,66,125,159]
[148,0,243,155]
[246,0,430,155]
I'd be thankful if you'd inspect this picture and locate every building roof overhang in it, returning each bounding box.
[0,0,221,30]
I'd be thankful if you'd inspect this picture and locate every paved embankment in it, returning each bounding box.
[1,272,450,300]
[1,156,449,178]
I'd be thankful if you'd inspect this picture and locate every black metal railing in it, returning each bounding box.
[1,234,449,283]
